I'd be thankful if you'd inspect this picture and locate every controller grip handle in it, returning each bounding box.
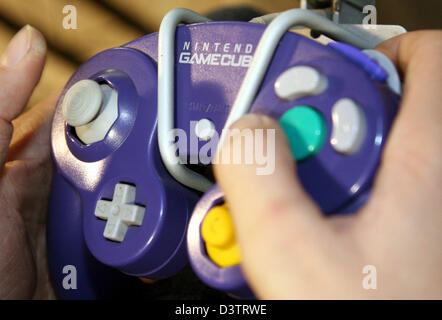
[47,170,142,299]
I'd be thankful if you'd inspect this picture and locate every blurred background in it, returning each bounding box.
[0,0,440,109]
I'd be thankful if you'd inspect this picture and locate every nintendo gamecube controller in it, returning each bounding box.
[47,8,401,299]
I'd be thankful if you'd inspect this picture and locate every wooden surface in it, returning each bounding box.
[102,0,301,31]
[0,0,300,108]
[0,0,440,109]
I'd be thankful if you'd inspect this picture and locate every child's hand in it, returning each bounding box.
[0,26,58,299]
[215,31,442,299]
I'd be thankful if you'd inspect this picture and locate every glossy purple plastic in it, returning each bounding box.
[48,47,199,298]
[250,51,399,213]
[328,41,388,82]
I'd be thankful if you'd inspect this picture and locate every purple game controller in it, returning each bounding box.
[47,8,401,299]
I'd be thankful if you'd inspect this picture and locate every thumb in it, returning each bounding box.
[214,114,327,297]
[0,25,47,167]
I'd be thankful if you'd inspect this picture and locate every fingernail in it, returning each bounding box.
[229,114,274,131]
[220,114,274,151]
[0,25,45,68]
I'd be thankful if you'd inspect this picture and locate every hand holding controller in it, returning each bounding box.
[47,8,400,299]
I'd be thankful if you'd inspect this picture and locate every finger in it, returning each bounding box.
[8,90,61,162]
[0,25,47,167]
[369,31,442,215]
[214,114,330,297]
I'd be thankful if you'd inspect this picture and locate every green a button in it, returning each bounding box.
[279,106,326,161]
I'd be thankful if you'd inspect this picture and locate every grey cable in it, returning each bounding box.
[158,8,375,192]
[158,8,213,192]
